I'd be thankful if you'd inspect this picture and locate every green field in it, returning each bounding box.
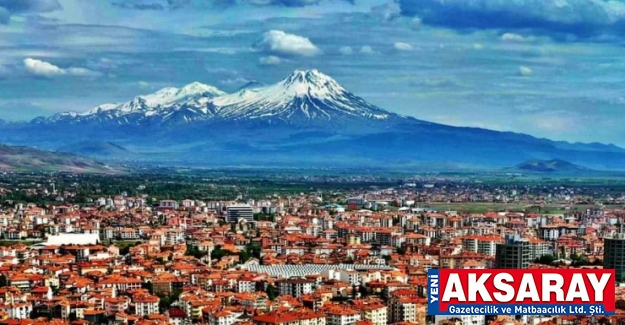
[421,202,622,214]
[0,239,43,247]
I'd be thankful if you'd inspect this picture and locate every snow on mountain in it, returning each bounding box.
[44,70,398,126]
[82,103,119,116]
[90,82,226,116]
[213,69,393,122]
[236,80,266,91]
[47,82,226,124]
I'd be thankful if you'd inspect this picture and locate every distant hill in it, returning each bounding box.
[58,141,130,157]
[0,144,119,173]
[513,159,591,173]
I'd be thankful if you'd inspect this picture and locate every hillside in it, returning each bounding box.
[0,145,119,173]
[57,141,130,157]
[513,159,591,173]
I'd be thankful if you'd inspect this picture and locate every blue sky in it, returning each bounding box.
[1,0,624,146]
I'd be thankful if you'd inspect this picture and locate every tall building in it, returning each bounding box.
[495,235,531,269]
[604,234,625,283]
[276,278,315,298]
[227,204,254,223]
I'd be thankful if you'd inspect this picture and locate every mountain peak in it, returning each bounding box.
[284,69,332,83]
[211,69,392,123]
[279,69,344,99]
[287,69,324,78]
[178,82,226,98]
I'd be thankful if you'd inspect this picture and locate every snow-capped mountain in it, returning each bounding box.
[5,69,625,170]
[213,69,393,123]
[43,70,403,127]
[46,81,226,124]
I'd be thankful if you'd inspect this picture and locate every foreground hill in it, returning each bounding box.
[1,69,624,171]
[0,145,118,173]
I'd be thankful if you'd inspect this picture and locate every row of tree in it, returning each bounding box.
[534,254,603,267]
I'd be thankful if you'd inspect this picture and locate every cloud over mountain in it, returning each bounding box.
[23,58,101,78]
[398,0,625,37]
[394,42,413,51]
[258,56,282,65]
[252,30,321,57]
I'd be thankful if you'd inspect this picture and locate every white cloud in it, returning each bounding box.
[221,77,250,85]
[253,30,321,57]
[501,33,526,42]
[23,58,101,78]
[23,58,65,77]
[394,42,413,51]
[66,67,101,77]
[519,66,533,76]
[259,55,282,65]
[339,46,353,55]
[360,45,377,55]
[90,57,118,70]
[137,81,150,88]
[472,43,484,50]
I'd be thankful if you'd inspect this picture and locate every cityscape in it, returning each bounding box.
[0,171,622,325]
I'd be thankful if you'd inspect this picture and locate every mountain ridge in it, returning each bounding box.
[0,69,624,171]
[36,69,405,127]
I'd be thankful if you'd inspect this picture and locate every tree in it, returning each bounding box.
[185,246,207,259]
[211,246,235,260]
[534,254,557,266]
[359,284,369,298]
[254,213,275,222]
[158,294,171,312]
[245,243,261,260]
[239,250,251,263]
[570,253,590,267]
[119,244,133,256]
[265,284,277,300]
[142,281,154,295]
[157,289,182,312]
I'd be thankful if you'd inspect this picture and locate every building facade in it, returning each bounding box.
[604,234,625,283]
[495,235,531,269]
[227,205,254,223]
